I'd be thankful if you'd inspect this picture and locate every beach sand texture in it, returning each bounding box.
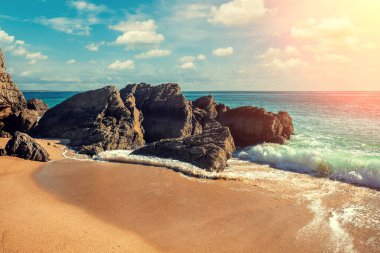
[1,138,379,252]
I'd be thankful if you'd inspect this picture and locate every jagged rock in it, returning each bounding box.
[215,103,230,115]
[192,95,217,119]
[132,125,235,172]
[0,49,27,129]
[27,98,49,117]
[0,130,11,138]
[33,86,145,155]
[8,109,39,133]
[4,131,49,161]
[121,83,193,143]
[216,106,294,147]
[0,149,6,156]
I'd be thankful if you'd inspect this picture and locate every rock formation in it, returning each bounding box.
[27,98,49,117]
[0,49,27,130]
[33,86,145,155]
[7,109,39,133]
[1,131,49,162]
[120,83,193,143]
[132,123,235,172]
[216,106,294,147]
[192,95,217,119]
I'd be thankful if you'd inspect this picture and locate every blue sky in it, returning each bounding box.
[0,0,379,91]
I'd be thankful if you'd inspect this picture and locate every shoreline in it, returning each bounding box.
[1,138,380,252]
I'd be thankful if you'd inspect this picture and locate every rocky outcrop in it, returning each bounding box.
[121,83,193,143]
[132,124,235,172]
[0,49,27,130]
[33,86,145,155]
[216,106,294,147]
[192,95,217,119]
[27,98,49,117]
[7,109,39,133]
[2,131,49,162]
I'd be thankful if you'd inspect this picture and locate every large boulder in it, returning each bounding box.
[6,108,39,133]
[0,49,27,130]
[132,124,235,172]
[27,98,49,117]
[216,106,294,147]
[120,83,193,143]
[2,131,49,162]
[33,86,145,155]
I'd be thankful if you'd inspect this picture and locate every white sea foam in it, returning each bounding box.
[235,143,380,189]
[96,151,289,181]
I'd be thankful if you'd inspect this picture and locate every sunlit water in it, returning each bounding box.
[24,91,380,188]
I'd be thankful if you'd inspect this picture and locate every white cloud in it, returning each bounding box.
[110,19,164,48]
[291,17,375,53]
[85,41,106,51]
[212,47,234,56]
[196,54,206,61]
[208,0,267,26]
[179,61,195,70]
[68,1,107,13]
[315,53,351,64]
[108,60,135,71]
[66,59,76,64]
[86,43,99,51]
[0,29,48,64]
[258,46,306,70]
[180,55,195,63]
[135,49,171,59]
[181,4,210,19]
[0,30,14,44]
[20,71,32,77]
[26,52,48,61]
[37,17,91,36]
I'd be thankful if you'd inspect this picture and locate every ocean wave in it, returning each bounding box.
[235,143,380,189]
[95,150,289,181]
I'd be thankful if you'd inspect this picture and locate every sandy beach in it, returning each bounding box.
[1,137,380,253]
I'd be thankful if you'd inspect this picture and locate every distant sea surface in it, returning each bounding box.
[24,91,380,188]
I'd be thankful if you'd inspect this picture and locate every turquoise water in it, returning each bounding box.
[24,91,380,187]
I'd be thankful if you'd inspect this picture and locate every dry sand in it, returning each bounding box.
[0,137,379,252]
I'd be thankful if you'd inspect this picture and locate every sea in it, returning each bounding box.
[24,91,380,188]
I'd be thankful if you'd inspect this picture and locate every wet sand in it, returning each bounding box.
[1,138,380,252]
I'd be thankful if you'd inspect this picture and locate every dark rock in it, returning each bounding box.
[33,86,145,155]
[215,103,230,115]
[132,125,235,172]
[0,49,27,130]
[192,95,217,119]
[276,111,294,139]
[121,83,193,143]
[0,149,6,156]
[27,98,49,117]
[5,109,39,133]
[0,130,11,138]
[5,131,49,161]
[216,106,294,147]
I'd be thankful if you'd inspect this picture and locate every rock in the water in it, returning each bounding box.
[121,83,193,143]
[5,131,49,161]
[215,103,230,115]
[27,98,49,117]
[0,49,27,129]
[33,86,145,155]
[132,125,235,172]
[217,106,294,147]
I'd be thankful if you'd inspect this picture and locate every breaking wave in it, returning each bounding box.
[235,143,380,189]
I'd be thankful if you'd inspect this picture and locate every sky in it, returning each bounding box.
[0,0,379,91]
